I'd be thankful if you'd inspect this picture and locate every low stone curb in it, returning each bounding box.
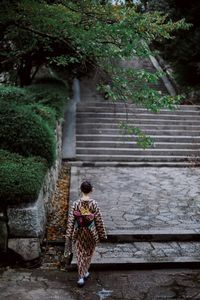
[68,161,200,168]
[45,231,200,245]
[68,240,200,271]
[69,257,200,271]
[106,231,200,242]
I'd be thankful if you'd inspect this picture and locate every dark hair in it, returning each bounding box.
[80,181,93,194]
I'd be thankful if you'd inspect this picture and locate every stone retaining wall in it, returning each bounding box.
[5,121,63,261]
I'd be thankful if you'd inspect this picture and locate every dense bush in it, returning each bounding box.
[29,103,57,129]
[26,82,67,119]
[0,79,67,120]
[0,78,67,205]
[0,101,56,167]
[0,149,47,205]
[0,85,28,103]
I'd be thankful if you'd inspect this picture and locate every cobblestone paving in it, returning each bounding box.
[70,167,200,232]
[94,242,200,261]
[0,268,200,300]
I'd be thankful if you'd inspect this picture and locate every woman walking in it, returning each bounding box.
[65,181,107,287]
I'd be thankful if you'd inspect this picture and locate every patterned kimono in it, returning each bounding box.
[66,198,107,277]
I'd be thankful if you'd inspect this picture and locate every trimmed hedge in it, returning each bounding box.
[29,103,57,129]
[0,78,68,205]
[0,85,28,103]
[0,101,56,167]
[0,79,68,120]
[26,82,67,119]
[0,149,47,204]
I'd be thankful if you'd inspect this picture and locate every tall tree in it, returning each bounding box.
[0,0,188,109]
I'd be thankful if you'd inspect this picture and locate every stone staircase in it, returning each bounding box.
[74,102,200,166]
[66,59,200,271]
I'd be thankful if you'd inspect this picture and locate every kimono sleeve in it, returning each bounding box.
[94,202,107,240]
[65,203,75,239]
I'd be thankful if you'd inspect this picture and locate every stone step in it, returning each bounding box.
[76,148,200,156]
[77,106,200,116]
[77,117,200,125]
[76,122,200,130]
[70,241,200,270]
[77,141,200,150]
[77,112,200,121]
[76,134,200,143]
[76,128,200,136]
[68,161,200,167]
[77,102,200,110]
[75,154,200,162]
[45,230,200,245]
[45,229,200,246]
[106,230,200,243]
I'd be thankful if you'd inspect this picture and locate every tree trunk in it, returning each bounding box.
[18,58,33,87]
[0,206,8,253]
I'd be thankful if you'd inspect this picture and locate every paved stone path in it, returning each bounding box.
[95,242,200,261]
[70,241,200,269]
[70,166,200,233]
[0,268,200,300]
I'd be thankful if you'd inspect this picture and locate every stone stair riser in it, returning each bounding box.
[75,155,199,162]
[77,117,200,125]
[76,135,200,143]
[77,128,200,136]
[68,161,200,167]
[106,232,200,243]
[77,123,200,130]
[77,107,200,116]
[77,102,200,110]
[69,260,200,270]
[45,232,200,245]
[76,148,200,156]
[77,141,200,150]
[77,113,200,123]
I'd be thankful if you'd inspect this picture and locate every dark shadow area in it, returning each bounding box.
[0,249,42,269]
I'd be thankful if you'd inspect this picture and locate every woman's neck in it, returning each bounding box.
[81,194,90,200]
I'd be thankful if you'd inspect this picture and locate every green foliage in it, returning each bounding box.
[26,81,67,119]
[0,85,28,103]
[98,67,184,111]
[0,149,47,205]
[0,80,67,120]
[0,78,67,205]
[120,121,154,149]
[0,85,59,128]
[1,0,188,96]
[0,0,190,150]
[0,101,56,167]
[28,102,56,129]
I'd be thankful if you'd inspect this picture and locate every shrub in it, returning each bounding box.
[0,79,68,120]
[26,81,67,119]
[29,103,57,129]
[0,85,27,103]
[0,101,56,167]
[0,149,47,205]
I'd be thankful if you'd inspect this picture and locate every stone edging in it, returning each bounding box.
[62,78,80,159]
[5,121,63,261]
[149,54,177,96]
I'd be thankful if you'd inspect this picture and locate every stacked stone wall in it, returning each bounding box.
[1,121,63,261]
